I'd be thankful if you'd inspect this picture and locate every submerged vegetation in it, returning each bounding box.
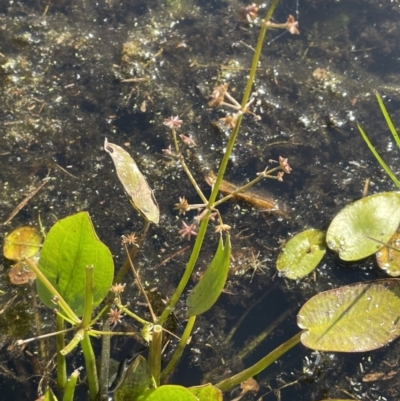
[1,0,400,400]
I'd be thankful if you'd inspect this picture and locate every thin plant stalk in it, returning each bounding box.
[375,91,400,148]
[63,370,79,401]
[157,0,281,325]
[114,219,150,284]
[148,325,163,386]
[82,265,94,328]
[56,314,67,389]
[80,333,99,401]
[124,243,157,323]
[224,288,273,345]
[98,319,111,401]
[236,307,294,360]
[23,257,80,324]
[357,123,400,188]
[158,215,209,325]
[213,166,282,207]
[160,315,196,382]
[171,127,208,204]
[214,331,303,392]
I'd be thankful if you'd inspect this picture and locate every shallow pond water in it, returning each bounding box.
[1,0,400,400]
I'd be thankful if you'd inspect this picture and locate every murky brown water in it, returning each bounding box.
[1,0,400,399]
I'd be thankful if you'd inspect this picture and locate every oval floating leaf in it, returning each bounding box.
[141,385,198,401]
[298,279,400,352]
[9,261,36,285]
[376,231,400,277]
[276,229,326,279]
[104,138,159,224]
[188,384,223,401]
[186,235,231,317]
[326,192,400,261]
[3,226,42,262]
[114,355,153,401]
[37,212,114,317]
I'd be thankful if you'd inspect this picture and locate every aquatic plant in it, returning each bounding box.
[4,3,400,401]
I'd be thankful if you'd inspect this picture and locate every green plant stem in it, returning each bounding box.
[236,307,294,361]
[82,265,94,328]
[81,333,99,401]
[224,288,273,345]
[157,214,209,325]
[208,0,280,209]
[357,123,400,188]
[160,315,196,382]
[213,166,281,207]
[375,91,400,148]
[116,302,148,325]
[56,314,67,390]
[148,325,163,386]
[124,243,157,323]
[214,331,302,392]
[61,328,85,356]
[23,257,80,324]
[172,128,208,204]
[158,0,280,326]
[63,369,79,401]
[98,319,111,401]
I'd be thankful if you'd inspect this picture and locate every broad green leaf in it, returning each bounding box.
[298,280,400,352]
[37,212,114,316]
[140,385,198,401]
[188,384,223,401]
[104,138,159,224]
[326,192,400,261]
[375,231,400,277]
[3,226,42,262]
[114,356,154,401]
[276,229,326,279]
[186,235,231,317]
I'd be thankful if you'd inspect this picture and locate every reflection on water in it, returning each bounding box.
[1,0,400,399]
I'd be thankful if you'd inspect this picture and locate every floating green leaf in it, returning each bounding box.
[104,138,159,224]
[326,192,400,261]
[186,235,231,317]
[276,229,326,279]
[376,230,400,277]
[188,384,223,401]
[37,212,114,317]
[114,356,154,401]
[3,226,42,262]
[140,385,198,401]
[298,280,400,352]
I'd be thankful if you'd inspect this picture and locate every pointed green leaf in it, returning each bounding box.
[276,229,326,279]
[140,385,198,401]
[104,138,159,224]
[4,226,42,262]
[188,384,223,401]
[43,387,58,401]
[326,192,400,261]
[114,356,154,401]
[298,280,400,352]
[37,212,114,316]
[186,235,231,317]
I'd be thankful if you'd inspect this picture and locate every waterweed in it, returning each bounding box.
[5,3,400,401]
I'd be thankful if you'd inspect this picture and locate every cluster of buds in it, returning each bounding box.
[260,156,292,182]
[208,83,258,129]
[266,14,300,35]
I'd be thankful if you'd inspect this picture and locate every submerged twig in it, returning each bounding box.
[3,175,51,225]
